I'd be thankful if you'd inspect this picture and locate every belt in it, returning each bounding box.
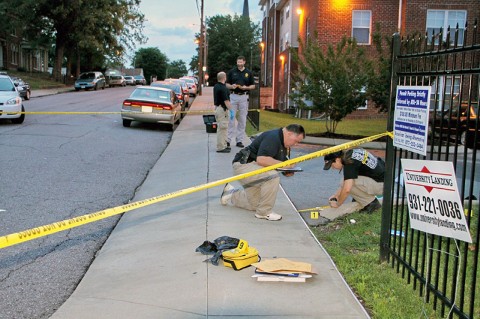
[231,92,248,95]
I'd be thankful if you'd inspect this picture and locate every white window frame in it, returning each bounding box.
[352,10,371,45]
[426,10,466,45]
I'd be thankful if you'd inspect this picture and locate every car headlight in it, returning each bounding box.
[6,97,22,105]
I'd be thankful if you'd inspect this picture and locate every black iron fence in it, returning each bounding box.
[380,21,479,319]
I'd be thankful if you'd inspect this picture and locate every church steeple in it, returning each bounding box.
[242,0,249,18]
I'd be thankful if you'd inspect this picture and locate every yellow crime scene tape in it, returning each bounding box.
[5,109,260,115]
[0,131,392,249]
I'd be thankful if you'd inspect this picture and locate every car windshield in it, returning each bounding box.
[131,88,170,100]
[151,83,180,94]
[0,78,15,91]
[79,73,95,79]
[134,76,144,79]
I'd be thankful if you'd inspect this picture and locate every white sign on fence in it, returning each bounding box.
[393,86,431,156]
[401,159,472,243]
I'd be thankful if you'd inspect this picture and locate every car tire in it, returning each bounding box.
[94,83,98,91]
[102,83,105,90]
[12,106,25,124]
[75,88,80,91]
[25,90,31,100]
[122,119,132,127]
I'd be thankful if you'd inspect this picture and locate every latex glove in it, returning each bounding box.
[229,110,235,120]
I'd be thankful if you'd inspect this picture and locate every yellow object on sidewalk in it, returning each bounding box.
[222,240,260,271]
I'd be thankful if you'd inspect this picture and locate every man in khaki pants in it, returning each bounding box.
[220,124,305,221]
[213,72,232,153]
[317,149,385,225]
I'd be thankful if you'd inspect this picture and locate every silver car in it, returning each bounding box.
[121,86,182,130]
[0,75,24,124]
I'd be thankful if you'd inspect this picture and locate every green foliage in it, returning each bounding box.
[367,23,392,113]
[291,35,371,134]
[1,0,146,80]
[205,15,261,83]
[134,47,168,84]
[167,60,188,79]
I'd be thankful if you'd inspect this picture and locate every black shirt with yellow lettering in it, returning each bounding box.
[227,67,255,94]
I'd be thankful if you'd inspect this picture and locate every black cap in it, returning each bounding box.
[323,151,343,170]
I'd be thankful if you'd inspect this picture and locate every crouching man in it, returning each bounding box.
[220,124,305,221]
[318,148,385,225]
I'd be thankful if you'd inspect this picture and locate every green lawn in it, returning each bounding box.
[5,70,66,90]
[247,110,388,137]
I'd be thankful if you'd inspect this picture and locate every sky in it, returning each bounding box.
[134,0,262,67]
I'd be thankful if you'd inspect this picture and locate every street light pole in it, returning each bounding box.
[198,0,204,95]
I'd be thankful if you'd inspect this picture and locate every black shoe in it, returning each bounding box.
[227,142,230,147]
[236,142,244,148]
[225,146,231,151]
[359,198,381,214]
[216,148,231,153]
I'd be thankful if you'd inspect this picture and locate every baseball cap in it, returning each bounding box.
[323,151,343,170]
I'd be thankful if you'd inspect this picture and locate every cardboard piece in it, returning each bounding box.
[252,258,316,274]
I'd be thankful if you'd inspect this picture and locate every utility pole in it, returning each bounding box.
[198,0,204,95]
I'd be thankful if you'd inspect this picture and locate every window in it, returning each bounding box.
[285,32,289,49]
[305,18,310,44]
[430,76,461,111]
[426,10,466,45]
[280,37,283,52]
[285,5,290,19]
[352,10,371,45]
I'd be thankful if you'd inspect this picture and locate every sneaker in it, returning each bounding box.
[236,142,245,148]
[217,148,231,153]
[359,198,381,214]
[220,184,235,205]
[254,212,282,221]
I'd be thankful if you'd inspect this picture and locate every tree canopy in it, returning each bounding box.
[1,0,146,81]
[167,60,188,79]
[291,35,371,133]
[134,47,168,84]
[202,15,261,84]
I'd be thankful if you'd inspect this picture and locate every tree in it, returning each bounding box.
[134,48,168,84]
[367,23,392,113]
[167,60,187,79]
[3,0,146,81]
[291,35,371,134]
[204,15,261,84]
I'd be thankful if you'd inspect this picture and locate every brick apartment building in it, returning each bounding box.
[258,0,479,118]
[0,29,49,73]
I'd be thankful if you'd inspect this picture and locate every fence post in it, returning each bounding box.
[379,33,401,262]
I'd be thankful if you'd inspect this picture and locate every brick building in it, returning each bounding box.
[258,0,479,118]
[0,29,49,73]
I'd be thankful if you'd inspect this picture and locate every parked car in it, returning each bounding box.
[108,75,126,87]
[10,76,31,100]
[0,74,25,124]
[121,86,182,130]
[151,81,189,117]
[165,78,189,99]
[75,72,106,91]
[429,101,479,149]
[133,75,147,85]
[124,76,135,86]
[180,77,198,96]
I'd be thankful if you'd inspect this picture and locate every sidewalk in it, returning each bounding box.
[50,87,370,318]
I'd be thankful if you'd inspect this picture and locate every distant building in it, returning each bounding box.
[0,28,49,73]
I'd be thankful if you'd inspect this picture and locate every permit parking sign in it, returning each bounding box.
[393,86,431,155]
[401,159,472,243]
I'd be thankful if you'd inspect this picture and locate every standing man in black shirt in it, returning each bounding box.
[226,56,255,148]
[213,72,232,153]
[220,124,305,221]
[318,149,385,224]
